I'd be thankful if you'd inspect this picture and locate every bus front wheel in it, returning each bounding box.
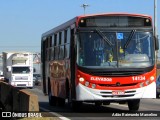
[128,99,140,111]
[68,90,82,111]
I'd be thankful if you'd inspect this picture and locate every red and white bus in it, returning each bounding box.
[41,13,159,111]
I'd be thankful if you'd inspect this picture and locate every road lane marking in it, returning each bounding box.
[40,107,70,120]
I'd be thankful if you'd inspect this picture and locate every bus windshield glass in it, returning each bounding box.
[76,30,155,68]
[12,67,30,74]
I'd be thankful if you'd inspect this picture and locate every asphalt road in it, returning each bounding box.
[26,85,160,120]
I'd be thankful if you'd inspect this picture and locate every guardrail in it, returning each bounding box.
[0,81,39,112]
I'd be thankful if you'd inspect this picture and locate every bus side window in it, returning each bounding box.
[59,45,64,59]
[59,32,62,45]
[64,44,70,59]
[45,38,48,61]
[64,29,67,43]
[48,36,52,61]
[51,47,54,60]
[51,35,55,60]
[67,28,70,43]
[54,33,58,60]
[58,31,64,59]
[61,31,64,45]
[55,46,59,60]
[64,28,70,59]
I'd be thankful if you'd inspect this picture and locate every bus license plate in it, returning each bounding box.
[112,91,125,95]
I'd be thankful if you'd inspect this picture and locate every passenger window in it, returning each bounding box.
[51,47,54,60]
[59,32,62,45]
[61,31,64,45]
[59,46,64,59]
[64,44,70,58]
[64,30,67,43]
[67,28,70,43]
[54,46,59,60]
[54,34,57,46]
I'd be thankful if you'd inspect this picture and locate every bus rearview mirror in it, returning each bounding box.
[155,36,159,50]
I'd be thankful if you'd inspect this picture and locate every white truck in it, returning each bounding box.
[3,52,33,88]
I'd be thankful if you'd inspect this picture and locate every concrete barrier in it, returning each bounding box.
[0,81,39,112]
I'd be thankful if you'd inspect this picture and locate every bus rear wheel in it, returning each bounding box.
[57,98,65,107]
[48,83,57,106]
[48,90,57,106]
[128,99,140,111]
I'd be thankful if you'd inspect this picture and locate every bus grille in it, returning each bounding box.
[99,83,138,87]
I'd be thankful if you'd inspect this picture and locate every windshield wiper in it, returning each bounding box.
[123,29,136,49]
[95,29,113,46]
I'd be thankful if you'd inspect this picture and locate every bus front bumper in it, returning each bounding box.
[76,82,156,101]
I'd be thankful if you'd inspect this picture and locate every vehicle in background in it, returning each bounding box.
[0,75,4,81]
[2,52,33,88]
[0,71,4,80]
[156,76,160,98]
[33,73,41,86]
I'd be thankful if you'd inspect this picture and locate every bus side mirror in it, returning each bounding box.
[155,36,159,50]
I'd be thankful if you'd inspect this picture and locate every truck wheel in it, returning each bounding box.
[128,99,140,111]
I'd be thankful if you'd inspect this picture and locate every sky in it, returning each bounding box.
[0,0,159,54]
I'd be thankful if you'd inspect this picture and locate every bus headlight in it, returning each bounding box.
[150,76,154,81]
[85,81,89,87]
[92,84,96,89]
[79,77,85,82]
[140,82,144,87]
[145,80,150,85]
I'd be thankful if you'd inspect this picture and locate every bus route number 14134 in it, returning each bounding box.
[132,76,145,81]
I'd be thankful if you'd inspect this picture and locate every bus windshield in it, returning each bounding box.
[77,30,155,68]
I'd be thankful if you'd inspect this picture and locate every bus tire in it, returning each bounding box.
[68,90,82,111]
[48,90,57,106]
[95,101,102,106]
[58,98,65,107]
[128,99,140,111]
[48,81,57,106]
[71,101,82,111]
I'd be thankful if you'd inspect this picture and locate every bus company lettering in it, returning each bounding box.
[90,77,112,82]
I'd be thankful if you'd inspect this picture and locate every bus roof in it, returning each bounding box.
[42,17,77,37]
[77,13,152,18]
[42,13,152,38]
